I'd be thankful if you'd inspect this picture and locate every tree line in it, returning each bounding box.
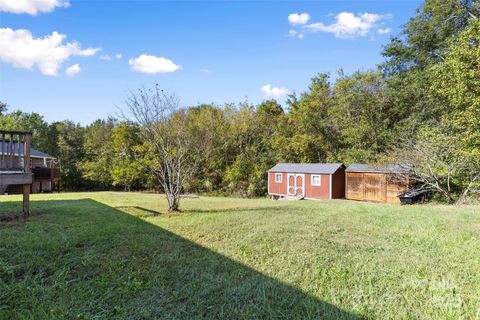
[1,0,479,204]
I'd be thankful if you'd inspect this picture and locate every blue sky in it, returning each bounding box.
[0,0,422,124]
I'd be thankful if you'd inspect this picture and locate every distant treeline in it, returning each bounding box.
[1,1,479,202]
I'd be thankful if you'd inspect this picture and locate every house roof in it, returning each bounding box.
[346,163,410,174]
[269,163,344,174]
[0,140,55,159]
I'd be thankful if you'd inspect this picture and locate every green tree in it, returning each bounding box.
[184,104,231,193]
[77,119,115,189]
[429,19,480,203]
[111,122,149,191]
[0,101,7,115]
[331,71,396,164]
[54,120,85,191]
[282,73,334,162]
[224,100,285,196]
[383,0,479,73]
[382,0,480,138]
[0,111,50,151]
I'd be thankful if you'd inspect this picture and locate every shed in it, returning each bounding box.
[345,164,410,204]
[268,163,345,200]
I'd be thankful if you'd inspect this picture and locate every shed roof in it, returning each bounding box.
[269,163,344,174]
[346,163,410,174]
[0,140,55,159]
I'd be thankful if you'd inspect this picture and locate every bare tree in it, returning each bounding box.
[121,85,202,212]
[393,129,480,205]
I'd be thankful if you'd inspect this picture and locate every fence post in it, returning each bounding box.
[23,133,32,216]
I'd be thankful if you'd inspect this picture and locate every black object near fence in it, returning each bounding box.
[398,189,426,204]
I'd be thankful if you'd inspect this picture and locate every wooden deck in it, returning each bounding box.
[0,172,33,185]
[0,130,32,214]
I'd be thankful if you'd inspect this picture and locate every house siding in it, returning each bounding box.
[268,172,287,195]
[332,169,346,199]
[32,158,45,167]
[304,173,330,199]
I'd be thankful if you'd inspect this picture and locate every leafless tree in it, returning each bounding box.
[393,130,480,205]
[120,85,202,212]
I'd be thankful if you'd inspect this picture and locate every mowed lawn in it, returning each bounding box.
[0,192,479,319]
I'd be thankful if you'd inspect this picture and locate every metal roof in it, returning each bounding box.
[0,140,55,159]
[269,163,344,174]
[346,163,410,173]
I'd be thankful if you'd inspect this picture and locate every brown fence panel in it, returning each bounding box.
[386,174,409,204]
[346,172,364,200]
[364,173,386,202]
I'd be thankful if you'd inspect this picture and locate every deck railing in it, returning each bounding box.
[0,130,32,172]
[32,167,61,180]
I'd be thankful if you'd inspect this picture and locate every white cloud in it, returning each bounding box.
[378,28,391,35]
[76,47,101,57]
[288,13,310,25]
[129,54,181,74]
[115,53,122,59]
[0,0,69,15]
[199,68,211,74]
[305,12,391,38]
[260,84,290,98]
[0,28,101,76]
[289,29,304,39]
[65,63,80,76]
[100,54,112,61]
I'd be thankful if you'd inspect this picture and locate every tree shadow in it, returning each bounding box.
[0,199,360,319]
[115,205,163,216]
[114,206,291,217]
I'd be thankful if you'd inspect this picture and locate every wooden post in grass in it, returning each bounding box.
[23,133,31,216]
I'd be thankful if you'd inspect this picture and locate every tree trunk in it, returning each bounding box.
[166,192,180,212]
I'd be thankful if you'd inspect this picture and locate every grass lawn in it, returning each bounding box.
[0,192,479,319]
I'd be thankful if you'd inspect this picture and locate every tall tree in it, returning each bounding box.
[279,73,333,163]
[0,101,7,115]
[0,111,50,151]
[225,100,285,196]
[77,119,115,189]
[331,71,396,163]
[122,86,206,212]
[383,0,480,73]
[111,121,149,191]
[54,121,85,191]
[429,18,480,203]
[184,104,230,192]
[382,0,480,138]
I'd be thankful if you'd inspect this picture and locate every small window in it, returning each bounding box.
[311,175,321,186]
[275,173,282,183]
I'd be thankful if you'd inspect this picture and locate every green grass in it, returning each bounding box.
[1,192,479,319]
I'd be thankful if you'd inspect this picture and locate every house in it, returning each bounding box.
[29,149,60,193]
[0,133,60,194]
[0,130,33,214]
[268,163,346,200]
[345,164,410,204]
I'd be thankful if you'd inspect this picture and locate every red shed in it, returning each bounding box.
[268,163,345,200]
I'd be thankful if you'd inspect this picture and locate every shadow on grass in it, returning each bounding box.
[115,205,163,216]
[0,199,359,319]
[114,206,290,217]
